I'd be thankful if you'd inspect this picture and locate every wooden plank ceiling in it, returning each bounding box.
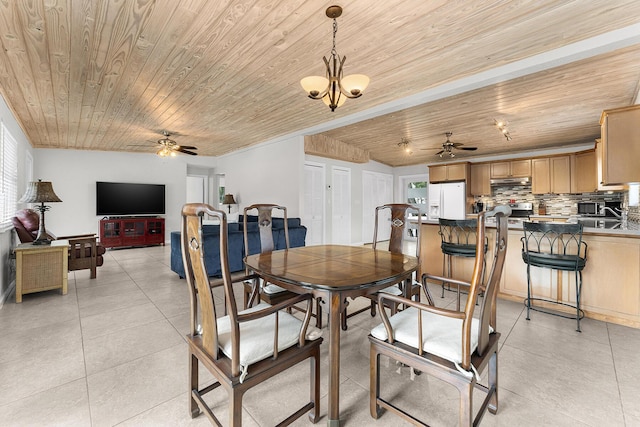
[0,0,639,166]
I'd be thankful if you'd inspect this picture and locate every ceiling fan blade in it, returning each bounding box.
[177,145,198,150]
[435,150,444,156]
[177,148,198,155]
[458,147,478,151]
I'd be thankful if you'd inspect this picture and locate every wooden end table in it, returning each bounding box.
[15,240,68,303]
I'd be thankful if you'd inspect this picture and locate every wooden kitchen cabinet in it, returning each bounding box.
[595,138,626,191]
[532,156,571,194]
[532,158,550,194]
[599,105,640,185]
[551,156,571,194]
[490,159,531,178]
[470,163,491,195]
[429,162,468,183]
[571,150,598,193]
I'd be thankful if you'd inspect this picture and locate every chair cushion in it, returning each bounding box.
[441,242,476,257]
[216,303,321,380]
[371,307,485,365]
[378,285,403,295]
[522,251,586,271]
[263,284,287,294]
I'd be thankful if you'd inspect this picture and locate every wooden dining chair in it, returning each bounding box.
[369,205,510,426]
[242,203,323,328]
[341,203,422,330]
[181,203,322,426]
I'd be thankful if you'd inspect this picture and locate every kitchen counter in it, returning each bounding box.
[418,219,640,328]
[413,217,640,238]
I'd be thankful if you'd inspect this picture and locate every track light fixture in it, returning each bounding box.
[495,119,512,141]
[300,5,369,111]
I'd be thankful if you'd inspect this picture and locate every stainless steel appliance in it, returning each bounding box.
[577,202,602,216]
[508,202,533,221]
[577,201,622,217]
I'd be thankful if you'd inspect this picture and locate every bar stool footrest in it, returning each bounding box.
[524,297,584,320]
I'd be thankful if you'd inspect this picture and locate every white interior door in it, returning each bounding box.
[303,162,325,246]
[362,171,393,243]
[331,167,351,244]
[186,175,206,203]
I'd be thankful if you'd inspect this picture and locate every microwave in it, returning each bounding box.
[577,202,602,216]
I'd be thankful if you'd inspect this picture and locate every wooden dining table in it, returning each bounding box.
[244,244,419,426]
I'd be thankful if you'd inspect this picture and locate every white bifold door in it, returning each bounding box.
[362,171,393,244]
[331,167,351,244]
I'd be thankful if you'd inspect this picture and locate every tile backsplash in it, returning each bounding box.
[475,184,630,217]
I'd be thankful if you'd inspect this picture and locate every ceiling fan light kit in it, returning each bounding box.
[154,131,198,157]
[435,132,478,158]
[300,5,369,111]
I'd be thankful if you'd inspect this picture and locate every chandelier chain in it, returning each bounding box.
[331,19,338,57]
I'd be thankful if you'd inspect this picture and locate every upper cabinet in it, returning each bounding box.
[490,159,531,178]
[571,150,598,193]
[532,156,571,194]
[470,163,491,196]
[595,139,625,191]
[599,105,640,185]
[429,163,469,183]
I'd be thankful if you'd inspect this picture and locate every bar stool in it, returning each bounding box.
[438,218,487,309]
[521,221,588,332]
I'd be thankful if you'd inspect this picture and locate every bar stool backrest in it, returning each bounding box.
[521,222,586,270]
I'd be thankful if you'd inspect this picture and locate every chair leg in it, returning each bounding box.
[315,298,322,329]
[489,350,499,414]
[370,347,382,419]
[189,353,200,418]
[229,388,244,426]
[458,381,473,427]
[370,300,377,317]
[576,270,582,332]
[309,346,321,423]
[525,264,532,320]
[441,254,447,298]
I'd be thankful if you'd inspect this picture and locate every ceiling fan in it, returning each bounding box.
[425,132,477,158]
[154,131,198,156]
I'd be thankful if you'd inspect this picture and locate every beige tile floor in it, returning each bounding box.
[1,245,639,426]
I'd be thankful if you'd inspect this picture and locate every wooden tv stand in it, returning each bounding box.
[99,217,165,249]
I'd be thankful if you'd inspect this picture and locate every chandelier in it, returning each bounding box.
[300,5,369,111]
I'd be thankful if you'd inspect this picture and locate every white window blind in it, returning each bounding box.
[1,122,18,231]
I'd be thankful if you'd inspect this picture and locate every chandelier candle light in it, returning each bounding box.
[18,179,62,245]
[300,5,369,111]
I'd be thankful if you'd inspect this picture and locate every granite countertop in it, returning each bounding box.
[414,217,640,237]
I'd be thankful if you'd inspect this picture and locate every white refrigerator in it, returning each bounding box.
[428,182,467,220]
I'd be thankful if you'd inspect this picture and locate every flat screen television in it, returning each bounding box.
[96,182,165,216]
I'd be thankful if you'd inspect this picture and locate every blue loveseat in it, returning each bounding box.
[170,215,307,278]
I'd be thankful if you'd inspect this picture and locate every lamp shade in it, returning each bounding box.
[341,74,369,95]
[222,194,237,205]
[300,76,329,97]
[18,180,62,203]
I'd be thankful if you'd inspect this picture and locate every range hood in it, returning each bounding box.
[490,176,531,186]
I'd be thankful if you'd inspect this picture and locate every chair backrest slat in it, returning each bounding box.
[476,207,510,355]
[182,203,241,370]
[373,203,421,273]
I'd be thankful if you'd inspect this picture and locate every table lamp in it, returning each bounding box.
[222,194,237,213]
[18,179,62,245]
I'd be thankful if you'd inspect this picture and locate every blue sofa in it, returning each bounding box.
[170,215,307,278]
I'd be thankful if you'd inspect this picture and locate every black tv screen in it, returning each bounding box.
[96,182,165,216]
